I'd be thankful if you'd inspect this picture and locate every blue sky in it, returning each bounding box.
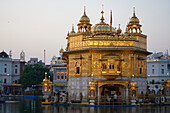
[0,0,170,64]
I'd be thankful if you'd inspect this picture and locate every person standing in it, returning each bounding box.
[114,93,117,104]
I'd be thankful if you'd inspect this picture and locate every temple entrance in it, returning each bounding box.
[99,84,127,105]
[100,84,122,96]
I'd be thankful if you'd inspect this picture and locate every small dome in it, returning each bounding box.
[150,53,159,59]
[79,9,90,24]
[91,10,116,35]
[117,24,122,34]
[0,51,9,58]
[92,24,116,34]
[130,81,137,87]
[129,16,139,24]
[70,24,75,34]
[20,50,25,56]
[80,15,90,23]
[59,48,64,53]
[129,7,140,24]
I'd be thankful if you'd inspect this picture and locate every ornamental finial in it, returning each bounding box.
[45,72,47,79]
[84,6,86,15]
[133,7,136,17]
[100,5,104,23]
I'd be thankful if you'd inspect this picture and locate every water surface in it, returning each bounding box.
[0,98,170,113]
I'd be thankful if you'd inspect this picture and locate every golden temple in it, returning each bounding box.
[63,7,151,103]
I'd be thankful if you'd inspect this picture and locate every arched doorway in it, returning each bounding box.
[100,84,125,96]
[99,84,127,105]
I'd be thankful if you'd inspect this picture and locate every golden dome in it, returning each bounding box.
[79,8,90,24]
[91,10,116,35]
[129,7,140,25]
[130,75,137,87]
[130,81,137,87]
[117,24,122,34]
[59,48,64,53]
[20,50,25,56]
[129,16,139,24]
[43,72,48,82]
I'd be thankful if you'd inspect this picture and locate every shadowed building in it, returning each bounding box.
[63,7,151,103]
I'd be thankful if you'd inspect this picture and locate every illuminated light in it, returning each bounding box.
[117,71,121,74]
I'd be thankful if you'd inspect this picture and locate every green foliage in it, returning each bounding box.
[19,64,53,89]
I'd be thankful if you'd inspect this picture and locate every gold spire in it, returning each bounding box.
[100,5,104,23]
[133,7,136,17]
[72,24,74,31]
[71,24,75,33]
[84,6,86,16]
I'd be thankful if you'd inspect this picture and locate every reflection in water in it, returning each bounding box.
[42,105,170,113]
[0,98,170,113]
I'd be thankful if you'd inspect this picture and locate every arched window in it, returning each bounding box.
[102,63,107,70]
[76,67,80,74]
[109,64,114,69]
[75,62,80,74]
[140,68,142,74]
[61,73,64,79]
[57,73,60,80]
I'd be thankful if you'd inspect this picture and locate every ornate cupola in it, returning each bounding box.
[91,10,116,35]
[127,7,142,34]
[77,7,92,32]
[20,50,25,61]
[117,24,122,36]
[164,73,170,94]
[130,74,138,97]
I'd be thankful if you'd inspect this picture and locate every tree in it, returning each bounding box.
[19,64,52,89]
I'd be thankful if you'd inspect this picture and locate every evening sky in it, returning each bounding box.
[0,0,170,64]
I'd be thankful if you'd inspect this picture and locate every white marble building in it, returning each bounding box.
[147,51,170,93]
[0,50,25,93]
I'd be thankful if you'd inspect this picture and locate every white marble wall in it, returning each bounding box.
[68,77,147,102]
[134,77,147,95]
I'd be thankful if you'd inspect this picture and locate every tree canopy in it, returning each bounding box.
[19,64,52,89]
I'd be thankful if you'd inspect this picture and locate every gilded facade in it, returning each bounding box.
[63,7,150,102]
